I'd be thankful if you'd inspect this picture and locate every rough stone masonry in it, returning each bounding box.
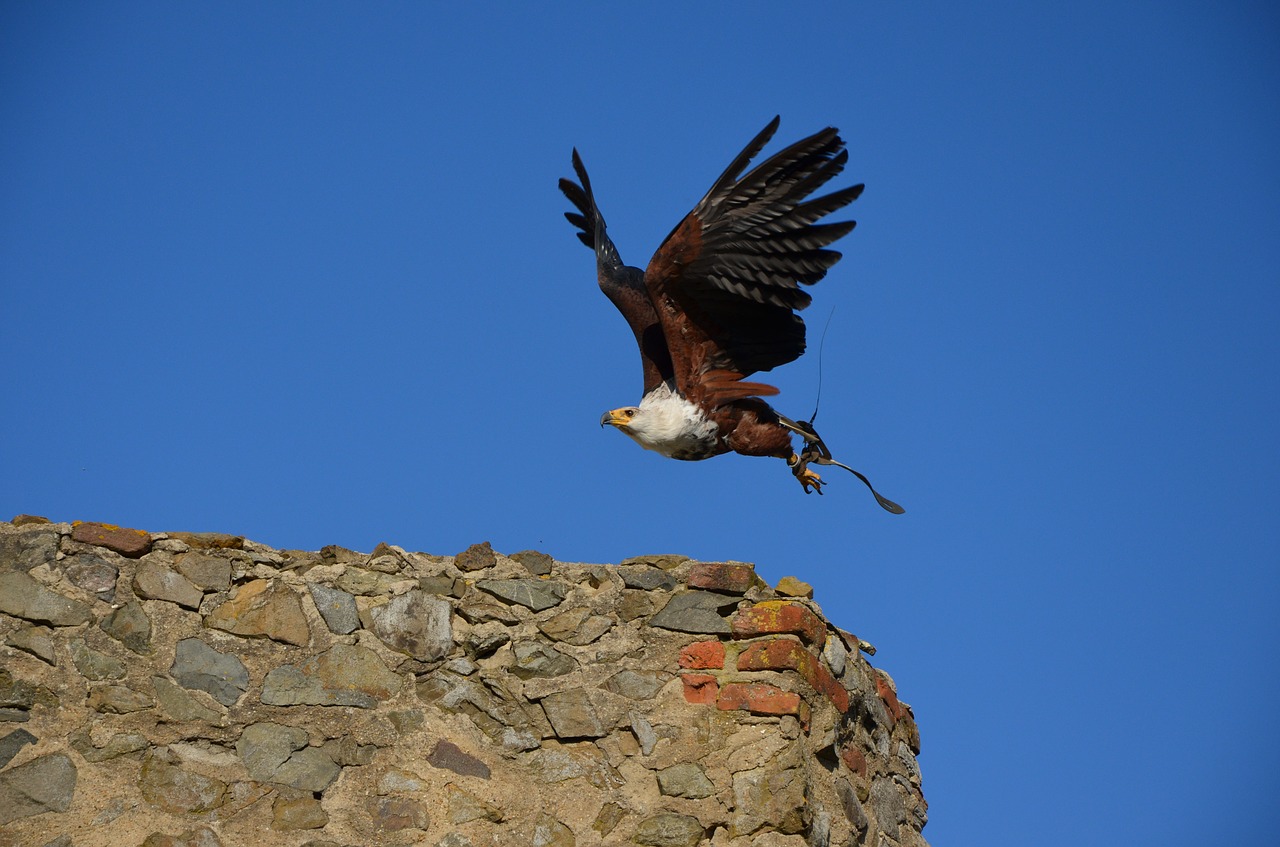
[0,516,928,847]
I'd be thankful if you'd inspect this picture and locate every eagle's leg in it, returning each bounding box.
[776,415,906,513]
[779,416,828,495]
[787,452,825,494]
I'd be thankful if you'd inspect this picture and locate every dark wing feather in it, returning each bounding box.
[560,150,674,396]
[644,119,864,407]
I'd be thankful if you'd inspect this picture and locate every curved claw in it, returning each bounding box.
[788,453,823,495]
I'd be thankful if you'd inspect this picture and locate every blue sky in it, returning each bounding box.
[2,3,1277,844]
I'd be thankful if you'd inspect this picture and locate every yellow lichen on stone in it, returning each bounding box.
[776,576,814,599]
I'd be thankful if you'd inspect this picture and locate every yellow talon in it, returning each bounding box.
[787,452,825,494]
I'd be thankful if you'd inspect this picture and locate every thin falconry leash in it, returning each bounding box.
[808,306,837,427]
[785,307,905,513]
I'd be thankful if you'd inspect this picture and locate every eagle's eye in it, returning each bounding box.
[625,409,636,418]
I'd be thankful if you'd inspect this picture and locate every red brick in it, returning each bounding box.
[680,673,719,705]
[810,661,850,714]
[71,521,152,558]
[717,682,802,716]
[678,640,726,670]
[875,671,907,727]
[731,601,826,648]
[737,638,850,714]
[840,745,868,777]
[687,562,758,594]
[737,638,816,676]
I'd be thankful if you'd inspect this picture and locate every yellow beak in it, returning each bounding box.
[600,409,630,428]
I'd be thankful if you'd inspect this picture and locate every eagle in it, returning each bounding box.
[559,117,903,513]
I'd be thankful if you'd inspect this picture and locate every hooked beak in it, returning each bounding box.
[600,409,629,428]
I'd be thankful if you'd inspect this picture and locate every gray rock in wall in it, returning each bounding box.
[132,561,204,609]
[261,644,401,707]
[476,578,568,612]
[0,525,58,572]
[538,689,607,739]
[99,599,153,654]
[138,750,227,814]
[170,638,249,706]
[306,583,359,634]
[0,729,37,768]
[657,762,715,798]
[0,752,77,825]
[237,722,308,781]
[152,677,223,723]
[648,589,738,633]
[62,553,119,599]
[633,813,706,847]
[174,552,232,591]
[510,641,576,679]
[7,626,57,665]
[369,590,453,660]
[0,571,93,626]
[70,638,126,680]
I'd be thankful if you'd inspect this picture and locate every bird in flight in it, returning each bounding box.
[559,117,902,513]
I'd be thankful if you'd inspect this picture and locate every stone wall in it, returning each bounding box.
[0,517,928,847]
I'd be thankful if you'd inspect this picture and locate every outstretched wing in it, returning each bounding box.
[560,150,673,396]
[644,117,864,408]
